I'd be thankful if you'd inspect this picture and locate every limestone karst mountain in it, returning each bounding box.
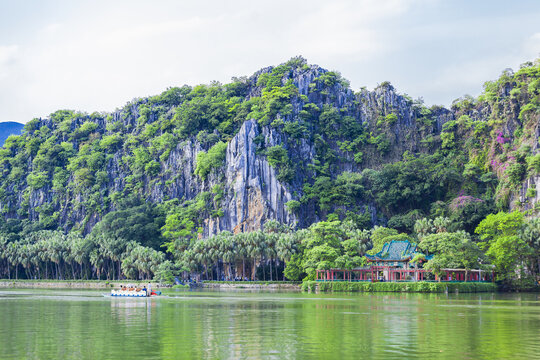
[0,57,538,237]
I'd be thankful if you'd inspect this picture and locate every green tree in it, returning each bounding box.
[91,200,165,250]
[195,141,228,180]
[418,231,486,281]
[475,211,531,284]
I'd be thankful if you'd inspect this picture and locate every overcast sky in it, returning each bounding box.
[1,0,540,123]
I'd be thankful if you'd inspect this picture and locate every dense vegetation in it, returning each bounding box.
[0,57,538,289]
[0,213,537,290]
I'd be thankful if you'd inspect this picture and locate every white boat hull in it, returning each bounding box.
[109,289,150,297]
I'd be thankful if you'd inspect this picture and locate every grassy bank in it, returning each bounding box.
[302,281,498,293]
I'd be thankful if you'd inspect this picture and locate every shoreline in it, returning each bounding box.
[0,280,303,290]
[0,280,158,289]
[0,280,499,293]
[201,282,301,290]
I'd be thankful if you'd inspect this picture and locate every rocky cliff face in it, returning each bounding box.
[1,58,538,236]
[205,119,295,236]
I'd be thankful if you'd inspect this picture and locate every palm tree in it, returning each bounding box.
[264,233,278,281]
[90,247,105,279]
[247,231,266,280]
[7,242,19,279]
[245,232,258,280]
[414,218,433,241]
[433,217,451,233]
[192,240,210,280]
[218,232,234,280]
[235,233,249,279]
[0,235,9,279]
[277,232,300,280]
[69,234,93,279]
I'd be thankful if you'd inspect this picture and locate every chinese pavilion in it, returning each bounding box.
[315,240,494,282]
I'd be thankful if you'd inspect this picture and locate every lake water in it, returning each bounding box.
[0,289,539,359]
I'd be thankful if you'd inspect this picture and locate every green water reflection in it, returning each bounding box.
[0,289,539,359]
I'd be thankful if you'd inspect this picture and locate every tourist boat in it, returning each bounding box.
[104,286,161,297]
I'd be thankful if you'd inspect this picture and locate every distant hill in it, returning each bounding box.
[0,122,23,147]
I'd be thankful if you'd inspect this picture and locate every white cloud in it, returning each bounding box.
[291,0,414,61]
[522,32,540,60]
[0,1,539,122]
[419,32,540,105]
[0,45,19,78]
[43,23,62,34]
[0,45,18,64]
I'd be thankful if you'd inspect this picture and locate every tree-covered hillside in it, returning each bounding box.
[0,57,538,287]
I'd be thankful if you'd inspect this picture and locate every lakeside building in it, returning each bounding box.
[315,240,494,282]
